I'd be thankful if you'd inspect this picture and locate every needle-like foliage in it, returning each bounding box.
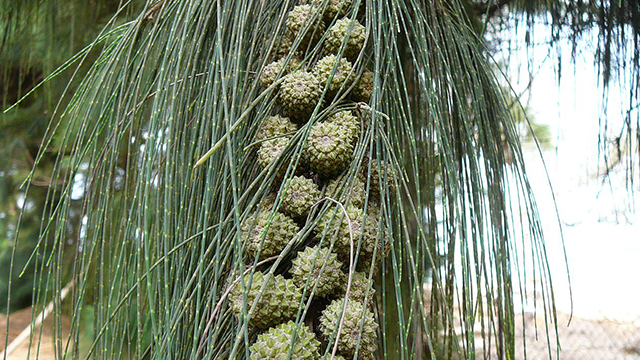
[3,0,571,359]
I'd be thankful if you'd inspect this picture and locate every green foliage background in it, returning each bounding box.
[0,0,142,312]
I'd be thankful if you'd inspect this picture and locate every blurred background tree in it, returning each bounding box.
[0,0,142,312]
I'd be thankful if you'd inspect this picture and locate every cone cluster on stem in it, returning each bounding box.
[230,1,398,358]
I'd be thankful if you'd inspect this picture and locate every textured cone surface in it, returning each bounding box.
[325,110,360,143]
[260,58,301,89]
[291,245,344,297]
[313,54,354,96]
[259,193,277,211]
[302,0,353,22]
[328,356,346,360]
[352,70,374,103]
[257,137,290,179]
[325,172,366,209]
[319,299,378,359]
[279,70,323,122]
[362,159,396,203]
[306,122,354,177]
[250,320,321,359]
[281,176,321,218]
[242,210,299,260]
[315,205,363,258]
[355,214,390,274]
[229,272,303,329]
[255,115,298,142]
[275,33,296,59]
[286,5,326,49]
[325,17,366,62]
[335,271,375,305]
[316,205,388,270]
[352,204,390,273]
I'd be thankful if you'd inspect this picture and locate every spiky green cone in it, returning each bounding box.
[255,115,298,142]
[257,137,288,168]
[362,159,397,203]
[315,205,388,269]
[325,17,366,62]
[260,58,301,89]
[257,137,291,180]
[352,70,374,103]
[250,320,321,359]
[315,205,362,254]
[352,204,390,273]
[325,173,366,209]
[329,355,346,360]
[325,110,360,143]
[279,70,323,122]
[313,55,354,96]
[355,216,390,274]
[291,245,344,297]
[319,299,378,359]
[259,193,277,211]
[281,176,321,219]
[286,4,326,49]
[334,271,375,305]
[274,32,296,59]
[242,210,299,260]
[301,0,353,22]
[229,272,303,329]
[305,122,354,177]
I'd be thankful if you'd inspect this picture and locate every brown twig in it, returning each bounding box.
[472,0,514,18]
[142,1,164,23]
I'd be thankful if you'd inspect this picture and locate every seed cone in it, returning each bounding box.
[325,173,367,209]
[335,271,375,305]
[260,58,301,89]
[325,110,360,143]
[319,299,378,359]
[352,70,374,103]
[291,245,344,297]
[257,137,290,179]
[229,272,303,329]
[362,159,397,203]
[250,320,321,359]
[242,210,299,260]
[315,205,363,255]
[356,216,390,274]
[313,54,354,96]
[255,115,298,142]
[279,70,323,122]
[275,33,296,59]
[259,193,278,211]
[325,17,366,62]
[315,205,388,272]
[305,122,354,177]
[281,176,322,219]
[302,0,353,22]
[286,4,326,49]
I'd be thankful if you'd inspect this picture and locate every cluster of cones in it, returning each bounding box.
[228,1,397,359]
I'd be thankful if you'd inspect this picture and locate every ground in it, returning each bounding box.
[3,306,639,359]
[515,311,640,360]
[0,307,71,360]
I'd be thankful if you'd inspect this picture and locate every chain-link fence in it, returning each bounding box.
[514,311,640,359]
